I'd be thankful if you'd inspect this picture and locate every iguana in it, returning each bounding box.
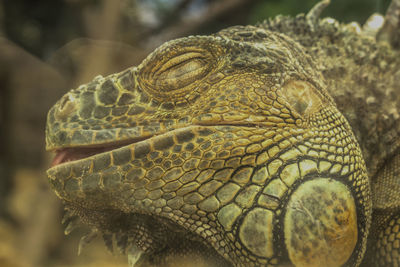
[45,0,400,266]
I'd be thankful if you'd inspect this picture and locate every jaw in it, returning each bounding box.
[47,124,251,266]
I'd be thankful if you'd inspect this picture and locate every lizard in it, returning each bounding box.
[45,0,400,266]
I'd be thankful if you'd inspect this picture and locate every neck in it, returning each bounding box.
[263,15,400,176]
[325,61,400,176]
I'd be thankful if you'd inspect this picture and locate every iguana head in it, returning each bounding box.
[46,26,370,266]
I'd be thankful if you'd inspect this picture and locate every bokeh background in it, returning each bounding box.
[0,0,392,266]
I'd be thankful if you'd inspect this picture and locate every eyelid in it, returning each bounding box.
[159,60,206,80]
[155,52,206,75]
[155,59,208,90]
[138,41,222,99]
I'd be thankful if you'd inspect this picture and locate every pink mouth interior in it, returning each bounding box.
[50,135,154,168]
[51,144,129,167]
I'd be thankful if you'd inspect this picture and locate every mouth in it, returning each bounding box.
[49,135,153,168]
[48,122,264,169]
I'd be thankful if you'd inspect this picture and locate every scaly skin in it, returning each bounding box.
[46,1,400,266]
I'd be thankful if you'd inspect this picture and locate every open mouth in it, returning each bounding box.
[49,122,267,169]
[50,136,153,168]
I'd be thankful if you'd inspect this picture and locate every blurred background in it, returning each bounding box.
[0,0,392,266]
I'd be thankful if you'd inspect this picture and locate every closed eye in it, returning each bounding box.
[138,38,223,98]
[153,51,210,91]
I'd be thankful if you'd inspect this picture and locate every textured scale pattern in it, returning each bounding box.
[373,214,400,266]
[45,1,400,266]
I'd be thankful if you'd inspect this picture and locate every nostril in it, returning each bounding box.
[59,95,69,110]
[55,93,78,120]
